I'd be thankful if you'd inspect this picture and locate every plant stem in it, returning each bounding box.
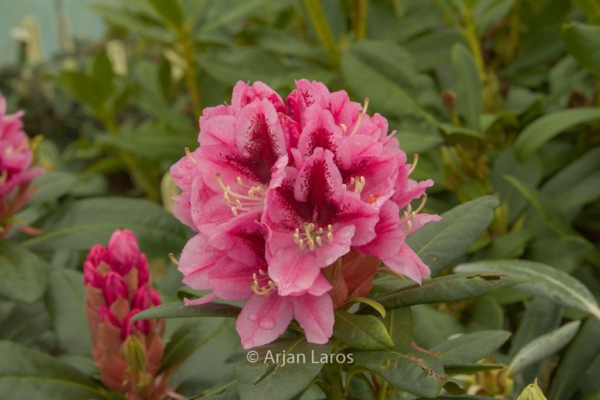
[302,0,339,67]
[321,362,345,399]
[178,26,203,117]
[462,9,486,81]
[353,0,368,40]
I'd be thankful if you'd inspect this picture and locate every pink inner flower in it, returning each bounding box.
[171,80,440,349]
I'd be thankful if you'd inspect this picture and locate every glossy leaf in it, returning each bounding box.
[430,330,511,366]
[20,198,187,258]
[45,269,90,357]
[353,346,464,397]
[451,43,481,130]
[0,241,47,303]
[549,318,600,400]
[380,307,413,347]
[509,297,562,358]
[377,273,528,310]
[562,22,600,78]
[506,320,581,377]
[132,302,241,321]
[333,310,394,350]
[455,260,600,320]
[159,319,227,374]
[28,172,77,205]
[514,108,600,161]
[237,337,332,400]
[406,196,500,277]
[0,341,106,400]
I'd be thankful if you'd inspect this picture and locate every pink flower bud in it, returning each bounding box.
[103,271,128,306]
[98,306,120,328]
[106,230,141,275]
[84,229,166,399]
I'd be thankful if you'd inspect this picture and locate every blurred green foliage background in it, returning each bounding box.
[1,0,600,399]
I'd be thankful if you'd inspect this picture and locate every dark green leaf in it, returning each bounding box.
[237,337,332,400]
[0,241,47,303]
[444,363,504,375]
[28,172,77,205]
[527,236,592,273]
[413,305,465,349]
[159,319,227,374]
[132,302,241,321]
[506,320,581,377]
[430,330,511,366]
[509,297,562,357]
[455,260,600,320]
[0,341,106,399]
[333,311,394,350]
[341,40,440,124]
[20,198,187,258]
[45,269,90,357]
[504,175,574,236]
[514,108,600,161]
[148,0,184,27]
[451,44,482,130]
[380,307,413,347]
[406,196,500,277]
[354,346,464,397]
[549,318,600,400]
[562,22,600,78]
[377,273,528,310]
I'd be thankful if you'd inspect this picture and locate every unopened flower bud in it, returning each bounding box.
[517,379,546,400]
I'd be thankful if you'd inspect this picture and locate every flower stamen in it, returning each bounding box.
[185,147,197,164]
[350,98,370,136]
[408,154,419,175]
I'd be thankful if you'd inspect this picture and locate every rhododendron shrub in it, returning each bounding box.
[84,229,169,400]
[170,80,440,349]
[0,94,44,237]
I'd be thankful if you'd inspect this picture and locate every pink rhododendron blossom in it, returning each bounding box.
[84,230,168,399]
[0,94,44,236]
[171,80,440,349]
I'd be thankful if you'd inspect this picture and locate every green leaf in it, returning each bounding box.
[455,260,600,320]
[444,363,505,375]
[0,241,47,303]
[0,341,106,399]
[377,273,528,310]
[490,148,543,223]
[467,296,504,332]
[59,72,102,110]
[333,311,394,350]
[405,27,466,72]
[159,319,226,374]
[200,0,267,35]
[45,269,90,357]
[148,0,184,27]
[90,4,172,42]
[430,330,511,366]
[353,346,464,397]
[506,320,581,377]
[20,198,187,258]
[527,236,592,273]
[394,131,444,155]
[413,305,465,349]
[549,318,600,400]
[509,297,562,358]
[131,302,241,321]
[28,172,78,205]
[380,307,413,347]
[451,43,482,130]
[562,22,600,78]
[191,371,239,399]
[406,196,500,277]
[504,175,574,236]
[514,108,600,161]
[237,337,332,400]
[341,40,440,124]
[92,50,115,103]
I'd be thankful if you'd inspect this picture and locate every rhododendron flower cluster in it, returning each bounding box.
[171,80,440,349]
[84,230,168,400]
[0,94,44,236]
